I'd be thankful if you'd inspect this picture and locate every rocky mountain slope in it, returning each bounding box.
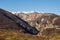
[0,8,60,40]
[15,11,60,36]
[15,12,60,27]
[0,8,39,35]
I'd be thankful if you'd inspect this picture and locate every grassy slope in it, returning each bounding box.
[0,29,60,40]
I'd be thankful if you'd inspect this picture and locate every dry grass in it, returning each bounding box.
[0,30,60,40]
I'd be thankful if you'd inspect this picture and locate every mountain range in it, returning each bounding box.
[0,8,60,40]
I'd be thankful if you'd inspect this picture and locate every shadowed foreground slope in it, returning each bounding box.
[0,8,39,35]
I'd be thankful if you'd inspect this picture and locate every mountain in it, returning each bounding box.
[0,9,60,40]
[0,8,39,35]
[15,12,60,35]
[14,11,60,26]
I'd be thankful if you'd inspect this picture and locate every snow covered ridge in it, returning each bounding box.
[9,11,54,15]
[10,11,45,14]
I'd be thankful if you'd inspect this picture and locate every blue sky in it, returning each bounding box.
[0,0,60,15]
